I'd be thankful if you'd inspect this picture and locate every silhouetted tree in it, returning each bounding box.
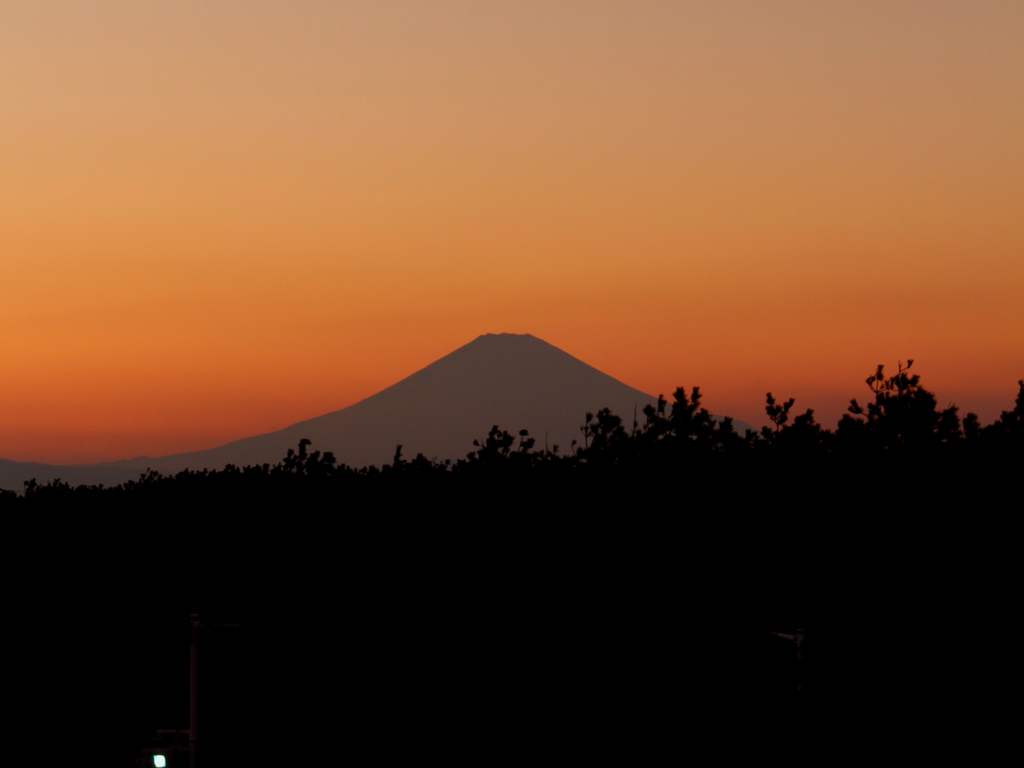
[5,361,1020,510]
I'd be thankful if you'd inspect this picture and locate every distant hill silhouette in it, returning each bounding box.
[0,334,748,489]
[0,458,142,493]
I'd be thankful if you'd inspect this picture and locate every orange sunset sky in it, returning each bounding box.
[2,1,1022,465]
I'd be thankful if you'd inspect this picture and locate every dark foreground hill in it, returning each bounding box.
[4,367,1021,763]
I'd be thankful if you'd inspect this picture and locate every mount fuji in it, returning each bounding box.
[1,334,750,490]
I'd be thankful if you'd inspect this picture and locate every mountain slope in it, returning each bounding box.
[108,333,673,473]
[0,458,144,493]
[2,333,752,490]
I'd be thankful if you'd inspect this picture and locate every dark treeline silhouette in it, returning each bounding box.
[5,365,1020,763]
[4,362,1020,507]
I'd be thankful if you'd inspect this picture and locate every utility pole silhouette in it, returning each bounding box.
[769,629,808,701]
[189,615,201,767]
[189,614,239,767]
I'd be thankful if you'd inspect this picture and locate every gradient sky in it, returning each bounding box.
[2,1,1022,464]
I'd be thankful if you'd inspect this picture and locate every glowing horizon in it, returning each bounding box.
[2,1,1022,465]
